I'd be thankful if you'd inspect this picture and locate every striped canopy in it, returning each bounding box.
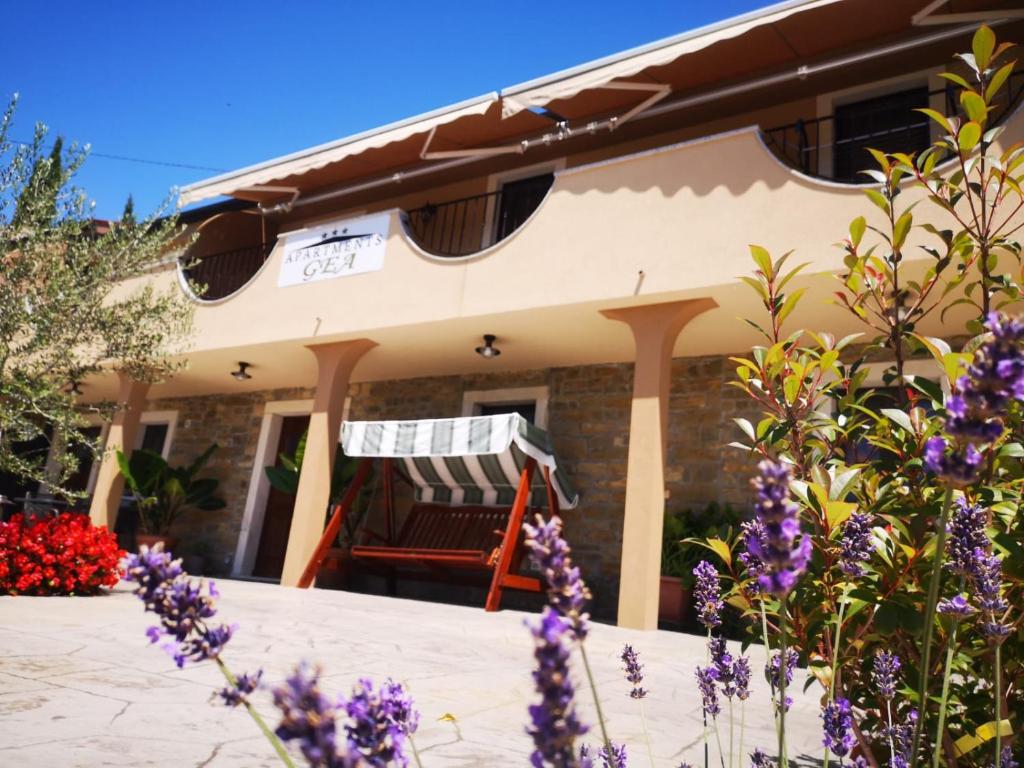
[340,414,578,509]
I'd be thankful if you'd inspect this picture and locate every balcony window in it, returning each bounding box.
[496,173,555,242]
[833,86,930,181]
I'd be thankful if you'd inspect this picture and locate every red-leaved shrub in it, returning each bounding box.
[0,513,124,595]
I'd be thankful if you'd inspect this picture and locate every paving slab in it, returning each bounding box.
[0,580,824,766]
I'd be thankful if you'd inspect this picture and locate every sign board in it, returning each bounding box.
[277,213,389,288]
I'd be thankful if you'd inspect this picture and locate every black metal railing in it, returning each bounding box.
[180,241,276,301]
[405,175,554,258]
[762,71,1024,182]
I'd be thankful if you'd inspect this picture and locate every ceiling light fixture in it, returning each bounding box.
[475,334,501,359]
[231,362,253,381]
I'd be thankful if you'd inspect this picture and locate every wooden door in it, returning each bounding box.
[253,415,310,579]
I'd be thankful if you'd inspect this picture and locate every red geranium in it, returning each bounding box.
[0,513,124,595]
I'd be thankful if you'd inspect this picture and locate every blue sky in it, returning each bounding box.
[2,1,765,219]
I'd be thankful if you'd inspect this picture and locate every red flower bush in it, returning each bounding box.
[0,513,124,595]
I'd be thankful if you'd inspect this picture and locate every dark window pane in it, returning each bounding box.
[833,87,930,181]
[478,402,537,424]
[139,423,169,455]
[497,174,554,240]
[65,426,103,494]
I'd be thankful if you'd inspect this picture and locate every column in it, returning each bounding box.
[601,298,717,630]
[280,338,376,587]
[88,372,150,530]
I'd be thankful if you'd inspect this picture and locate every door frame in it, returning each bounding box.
[233,399,314,576]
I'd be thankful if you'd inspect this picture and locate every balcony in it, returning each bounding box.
[762,72,1024,182]
[180,241,277,302]
[404,173,554,258]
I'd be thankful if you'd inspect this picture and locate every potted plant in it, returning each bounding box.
[265,435,374,586]
[116,443,226,552]
[659,511,694,627]
[661,502,747,628]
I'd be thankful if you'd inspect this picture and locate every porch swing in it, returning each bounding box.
[297,413,579,611]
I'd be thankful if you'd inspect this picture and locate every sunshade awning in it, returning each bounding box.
[178,94,500,206]
[341,414,579,510]
[499,0,841,117]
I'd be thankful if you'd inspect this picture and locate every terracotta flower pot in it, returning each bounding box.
[658,575,693,627]
[136,533,179,555]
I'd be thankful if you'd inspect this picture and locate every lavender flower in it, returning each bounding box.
[620,644,646,699]
[937,595,977,617]
[923,437,982,487]
[887,709,918,768]
[527,607,588,767]
[524,515,592,640]
[976,552,1011,641]
[838,511,874,578]
[734,656,752,701]
[219,669,263,708]
[696,665,720,718]
[579,744,594,768]
[871,651,900,701]
[124,545,234,668]
[991,747,1019,768]
[693,560,723,629]
[738,519,769,595]
[598,742,628,768]
[749,461,812,597]
[766,649,797,713]
[821,697,856,757]
[945,498,990,577]
[926,313,1024,485]
[343,677,419,766]
[750,748,773,767]
[273,663,351,768]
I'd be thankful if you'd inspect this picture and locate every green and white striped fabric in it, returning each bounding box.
[341,414,578,509]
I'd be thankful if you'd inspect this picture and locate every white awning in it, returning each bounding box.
[499,0,841,117]
[178,93,499,206]
[341,414,579,509]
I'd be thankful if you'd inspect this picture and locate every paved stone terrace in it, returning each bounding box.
[0,580,823,766]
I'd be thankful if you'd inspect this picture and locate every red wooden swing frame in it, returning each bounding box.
[297,456,559,611]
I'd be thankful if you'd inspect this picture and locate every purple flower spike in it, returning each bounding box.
[924,437,982,488]
[693,560,723,629]
[734,656,752,701]
[343,677,419,767]
[946,498,990,576]
[123,544,234,667]
[991,746,1019,768]
[272,663,350,767]
[976,552,1011,642]
[749,461,811,597]
[598,742,628,768]
[526,607,588,767]
[838,512,875,578]
[738,519,769,595]
[524,515,592,640]
[750,748,774,767]
[620,644,647,699]
[937,595,977,617]
[871,651,900,701]
[219,669,263,708]
[696,665,720,718]
[766,649,797,713]
[821,697,856,757]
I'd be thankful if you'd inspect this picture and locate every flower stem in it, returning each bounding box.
[408,734,425,768]
[910,486,954,767]
[639,699,656,768]
[759,600,779,738]
[739,700,747,768]
[729,699,735,768]
[579,643,616,765]
[214,658,297,768]
[932,578,965,768]
[778,600,789,768]
[886,700,896,766]
[995,643,1003,768]
[823,589,849,768]
[704,628,712,768]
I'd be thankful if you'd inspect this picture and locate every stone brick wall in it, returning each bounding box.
[141,354,761,618]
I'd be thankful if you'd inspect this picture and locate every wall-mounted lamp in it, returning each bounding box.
[231,362,253,381]
[475,334,501,359]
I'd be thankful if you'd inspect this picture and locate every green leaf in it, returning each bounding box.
[959,121,983,152]
[881,408,915,435]
[776,288,806,327]
[893,210,913,250]
[972,24,996,71]
[986,61,1016,103]
[749,245,773,277]
[849,216,866,247]
[960,91,988,124]
[864,189,890,215]
[825,500,857,529]
[701,537,733,568]
[916,108,952,135]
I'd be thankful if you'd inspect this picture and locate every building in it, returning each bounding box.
[81,0,1024,629]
